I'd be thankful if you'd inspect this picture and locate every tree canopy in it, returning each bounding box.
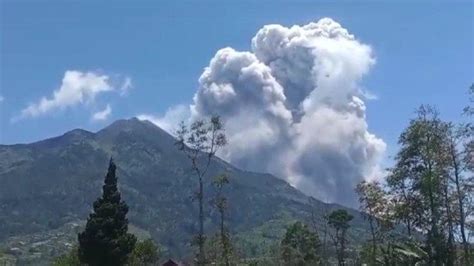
[78,159,137,266]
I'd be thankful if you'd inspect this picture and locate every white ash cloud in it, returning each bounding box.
[152,18,386,206]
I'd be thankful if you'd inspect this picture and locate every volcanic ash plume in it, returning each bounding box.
[189,18,386,206]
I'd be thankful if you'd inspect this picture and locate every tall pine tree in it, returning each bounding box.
[78,159,136,266]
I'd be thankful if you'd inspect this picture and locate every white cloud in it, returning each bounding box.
[0,95,4,103]
[119,77,133,96]
[14,70,131,121]
[188,18,386,206]
[137,104,190,135]
[91,104,112,121]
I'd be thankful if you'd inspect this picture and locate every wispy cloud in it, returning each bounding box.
[119,77,133,96]
[137,104,190,135]
[13,70,131,121]
[91,104,112,121]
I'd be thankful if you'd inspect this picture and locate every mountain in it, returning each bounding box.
[0,118,368,263]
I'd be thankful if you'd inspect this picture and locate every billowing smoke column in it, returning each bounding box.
[191,18,386,206]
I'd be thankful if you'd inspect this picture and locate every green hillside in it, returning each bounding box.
[0,118,368,263]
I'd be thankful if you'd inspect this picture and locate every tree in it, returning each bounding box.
[440,133,456,266]
[280,221,321,266]
[309,197,330,265]
[355,180,388,265]
[457,84,474,264]
[78,159,136,266]
[463,84,474,117]
[450,129,473,266]
[128,239,160,266]
[386,163,417,237]
[211,173,232,266]
[383,98,474,265]
[176,116,227,266]
[205,232,240,266]
[390,106,450,265]
[327,209,353,266]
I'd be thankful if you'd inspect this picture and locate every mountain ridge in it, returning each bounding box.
[0,118,367,262]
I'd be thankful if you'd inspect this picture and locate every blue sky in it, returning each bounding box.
[1,0,473,162]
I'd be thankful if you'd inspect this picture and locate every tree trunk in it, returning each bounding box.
[340,230,346,266]
[220,209,230,266]
[426,157,443,266]
[400,181,413,237]
[198,175,205,266]
[451,143,470,265]
[369,218,377,265]
[443,180,454,266]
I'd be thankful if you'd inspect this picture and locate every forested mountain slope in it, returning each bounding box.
[0,118,368,261]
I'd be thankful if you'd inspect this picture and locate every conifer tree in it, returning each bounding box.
[78,159,136,266]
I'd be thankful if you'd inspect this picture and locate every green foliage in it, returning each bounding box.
[355,180,391,265]
[280,221,321,266]
[128,238,160,266]
[233,212,296,259]
[205,233,239,266]
[211,173,232,266]
[78,159,137,266]
[392,240,428,262]
[357,238,427,266]
[358,243,375,265]
[52,247,81,266]
[327,209,353,231]
[362,97,474,266]
[388,106,453,265]
[327,209,353,266]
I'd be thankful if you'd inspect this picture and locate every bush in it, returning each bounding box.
[52,247,81,266]
[128,238,160,266]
